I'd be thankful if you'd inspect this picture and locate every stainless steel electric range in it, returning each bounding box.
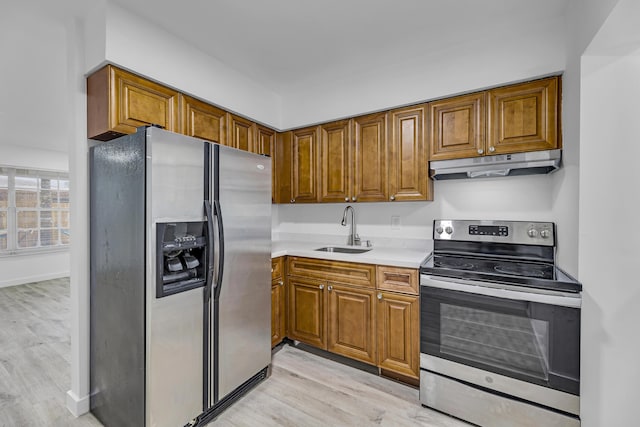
[419,220,582,427]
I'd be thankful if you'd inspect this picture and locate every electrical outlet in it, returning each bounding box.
[391,215,401,230]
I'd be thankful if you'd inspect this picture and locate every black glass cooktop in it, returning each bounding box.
[421,253,582,293]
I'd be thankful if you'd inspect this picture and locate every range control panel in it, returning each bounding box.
[433,220,555,246]
[468,225,508,237]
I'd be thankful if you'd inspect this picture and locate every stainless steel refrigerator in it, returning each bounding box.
[90,127,271,427]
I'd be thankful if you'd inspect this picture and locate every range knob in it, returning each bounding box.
[527,228,538,238]
[540,229,551,239]
[436,226,444,234]
[445,226,453,235]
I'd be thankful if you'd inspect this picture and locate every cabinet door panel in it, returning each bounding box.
[271,257,284,281]
[488,77,559,154]
[389,106,431,201]
[271,280,286,348]
[353,113,387,202]
[328,284,376,365]
[228,114,255,151]
[430,92,485,160]
[377,292,419,379]
[180,95,226,144]
[256,125,276,156]
[320,120,351,203]
[288,276,326,348]
[291,127,319,203]
[97,66,179,138]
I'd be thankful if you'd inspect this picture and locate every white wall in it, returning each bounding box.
[0,253,70,288]
[0,3,72,288]
[578,0,640,424]
[276,174,556,248]
[84,2,283,128]
[280,10,566,129]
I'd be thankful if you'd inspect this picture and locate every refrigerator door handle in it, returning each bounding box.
[204,200,215,302]
[213,199,225,300]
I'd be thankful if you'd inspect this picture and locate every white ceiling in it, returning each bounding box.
[111,0,570,93]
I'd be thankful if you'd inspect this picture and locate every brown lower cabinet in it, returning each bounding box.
[282,256,419,379]
[376,291,420,379]
[271,278,286,348]
[271,257,286,348]
[287,276,327,348]
[327,283,376,364]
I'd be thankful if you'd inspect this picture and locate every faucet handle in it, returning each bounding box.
[354,234,361,246]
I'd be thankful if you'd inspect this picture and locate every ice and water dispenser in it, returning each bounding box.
[156,221,208,298]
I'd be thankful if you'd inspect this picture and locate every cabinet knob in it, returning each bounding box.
[377,293,383,300]
[345,197,349,202]
[290,199,295,203]
[390,195,395,201]
[489,146,495,153]
[279,281,284,286]
[328,285,333,292]
[319,284,324,290]
[477,149,484,155]
[352,196,357,202]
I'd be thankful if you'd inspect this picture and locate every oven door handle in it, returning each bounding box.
[421,275,582,308]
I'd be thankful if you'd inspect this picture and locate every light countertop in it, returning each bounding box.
[271,239,432,269]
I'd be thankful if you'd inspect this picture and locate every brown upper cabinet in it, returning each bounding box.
[319,120,352,203]
[87,65,179,141]
[388,105,432,201]
[256,125,276,157]
[352,113,388,202]
[488,77,559,154]
[283,126,320,203]
[430,92,486,161]
[318,114,390,203]
[227,114,256,151]
[180,94,227,144]
[87,65,277,151]
[430,76,560,161]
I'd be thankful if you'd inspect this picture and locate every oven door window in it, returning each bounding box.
[421,285,580,395]
[441,303,550,380]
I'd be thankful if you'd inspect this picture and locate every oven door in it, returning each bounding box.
[420,275,581,397]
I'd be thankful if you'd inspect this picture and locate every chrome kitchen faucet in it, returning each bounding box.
[341,205,360,246]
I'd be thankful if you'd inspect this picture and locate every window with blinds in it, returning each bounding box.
[0,167,70,254]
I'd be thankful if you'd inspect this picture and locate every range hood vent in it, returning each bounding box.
[429,149,561,181]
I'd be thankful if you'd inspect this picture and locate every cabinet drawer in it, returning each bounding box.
[376,266,418,295]
[288,257,375,288]
[272,257,284,281]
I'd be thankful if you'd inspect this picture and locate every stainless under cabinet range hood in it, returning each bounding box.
[430,149,561,180]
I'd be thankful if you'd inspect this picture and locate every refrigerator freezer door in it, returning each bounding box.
[146,128,205,427]
[214,145,272,401]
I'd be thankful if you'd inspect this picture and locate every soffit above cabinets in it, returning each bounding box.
[109,0,570,94]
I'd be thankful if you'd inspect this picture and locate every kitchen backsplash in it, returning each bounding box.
[273,174,557,250]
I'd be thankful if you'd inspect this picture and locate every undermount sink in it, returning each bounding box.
[314,246,372,254]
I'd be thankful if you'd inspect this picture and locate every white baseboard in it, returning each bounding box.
[0,271,70,288]
[66,389,90,417]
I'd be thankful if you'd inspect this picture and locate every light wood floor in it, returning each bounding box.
[0,278,468,427]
